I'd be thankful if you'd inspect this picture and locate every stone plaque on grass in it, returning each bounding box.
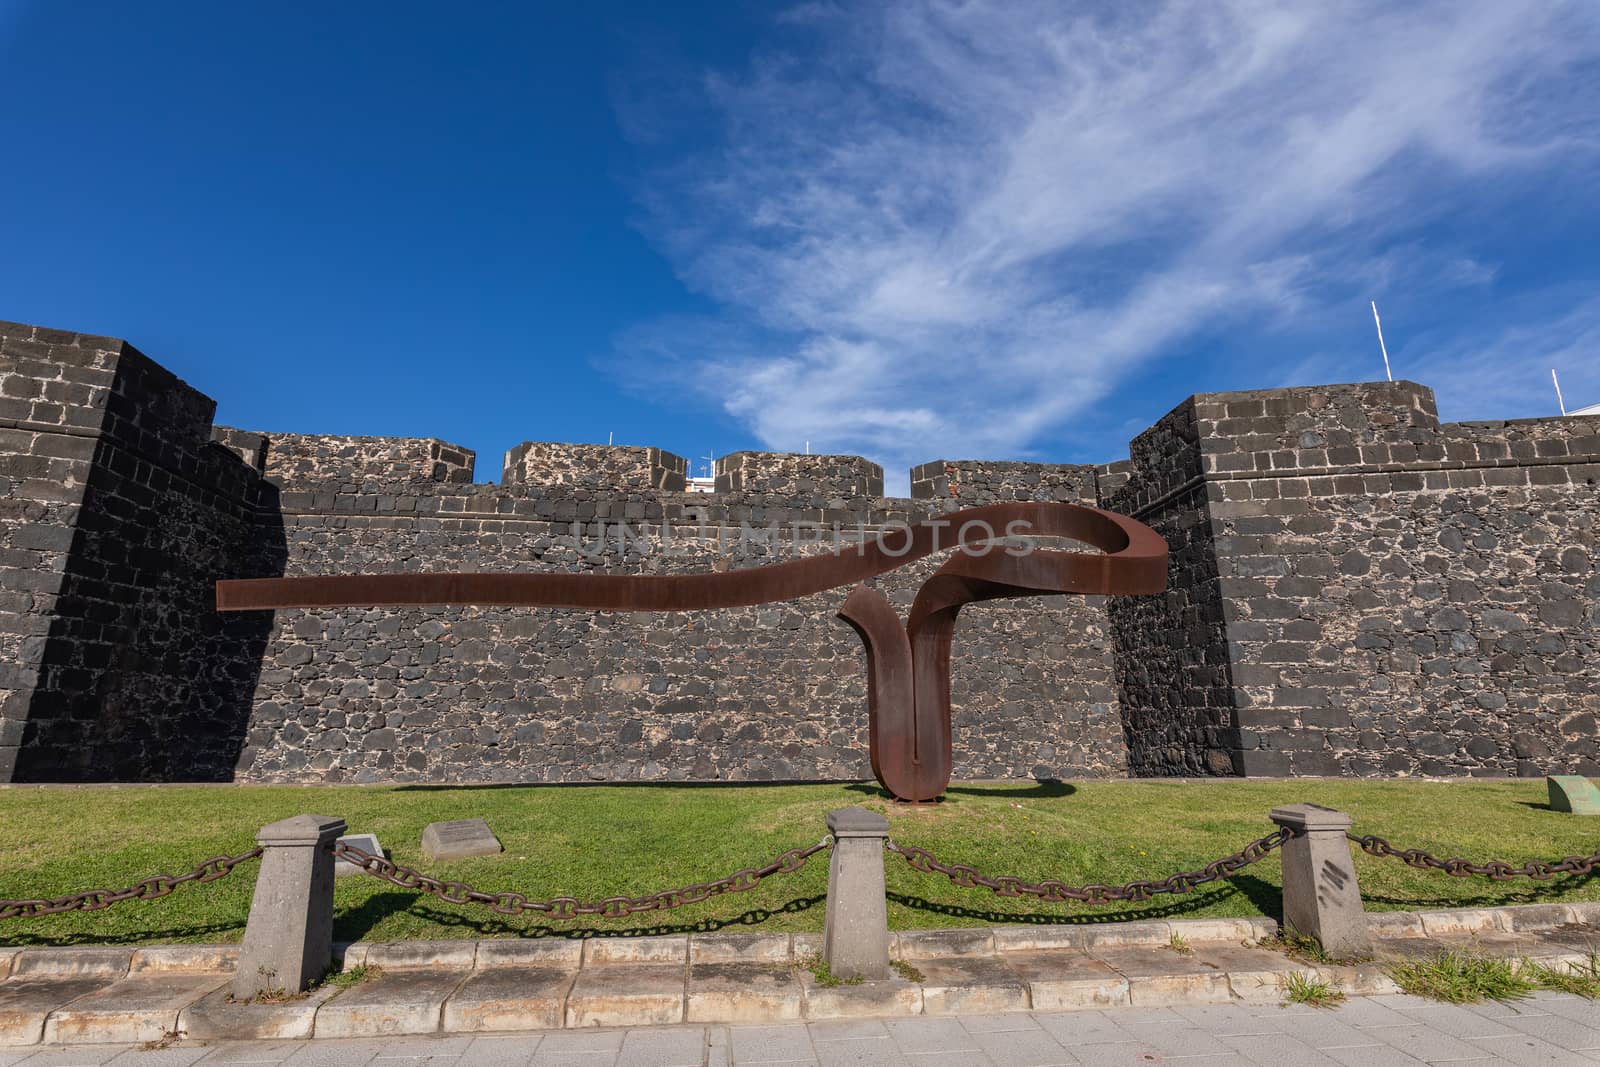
[1548,775,1600,815]
[422,819,503,862]
[334,833,384,878]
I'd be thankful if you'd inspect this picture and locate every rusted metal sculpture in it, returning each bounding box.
[217,502,1167,802]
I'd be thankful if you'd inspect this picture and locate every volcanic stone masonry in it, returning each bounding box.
[0,317,1594,784]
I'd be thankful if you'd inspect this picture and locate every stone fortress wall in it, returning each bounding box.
[0,318,1594,784]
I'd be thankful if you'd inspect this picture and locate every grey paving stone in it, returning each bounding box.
[1495,1012,1600,1051]
[969,1026,1074,1066]
[1170,1002,1288,1034]
[1366,994,1443,1011]
[616,1027,704,1067]
[281,1041,389,1067]
[900,1053,997,1067]
[806,1020,889,1043]
[958,1013,1040,1034]
[809,1037,909,1067]
[1031,1010,1135,1046]
[883,1017,979,1055]
[1462,997,1555,1019]
[1360,1024,1498,1061]
[1388,1003,1523,1039]
[456,1034,544,1067]
[728,1023,814,1063]
[103,1050,219,1067]
[1528,995,1600,1028]
[1322,998,1428,1029]
[7,1048,135,1067]
[193,1044,303,1067]
[1275,1012,1392,1050]
[532,1030,625,1055]
[372,1034,475,1059]
[1219,1032,1346,1067]
[1063,1043,1171,1067]
[1321,1044,1430,1066]
[1465,1033,1597,1065]
[1113,1022,1232,1057]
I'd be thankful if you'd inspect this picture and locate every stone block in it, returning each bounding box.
[582,935,687,965]
[1188,942,1307,1003]
[0,977,117,1046]
[41,972,226,1045]
[420,818,502,862]
[334,833,385,877]
[1003,951,1130,1010]
[686,962,802,1023]
[689,933,791,963]
[178,983,341,1041]
[1366,911,1425,938]
[1416,908,1504,937]
[1548,775,1600,814]
[474,939,583,968]
[312,967,468,1037]
[564,963,685,1028]
[365,941,478,970]
[440,966,573,1032]
[1091,946,1233,1007]
[795,970,922,1020]
[912,956,1030,1016]
[128,945,237,974]
[991,927,1092,954]
[10,948,131,979]
[894,928,995,960]
[1081,921,1173,950]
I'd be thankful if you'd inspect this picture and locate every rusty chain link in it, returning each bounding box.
[1346,833,1600,881]
[0,847,264,921]
[330,837,831,918]
[886,827,1296,906]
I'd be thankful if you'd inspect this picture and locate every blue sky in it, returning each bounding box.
[2,1,1597,494]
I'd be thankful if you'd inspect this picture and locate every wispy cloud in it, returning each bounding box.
[620,0,1600,490]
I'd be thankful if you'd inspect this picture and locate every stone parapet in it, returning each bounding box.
[714,451,884,500]
[502,442,687,492]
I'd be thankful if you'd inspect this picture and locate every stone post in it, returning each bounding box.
[233,814,346,1000]
[822,806,891,981]
[1270,803,1370,959]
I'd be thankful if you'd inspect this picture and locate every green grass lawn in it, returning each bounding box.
[2,778,1597,947]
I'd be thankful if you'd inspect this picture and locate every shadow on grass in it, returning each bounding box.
[1362,875,1598,910]
[844,780,1078,801]
[391,780,859,792]
[0,919,246,947]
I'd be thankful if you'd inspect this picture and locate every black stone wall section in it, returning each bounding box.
[0,321,283,781]
[1,317,1595,784]
[1197,383,1599,777]
[1097,400,1238,777]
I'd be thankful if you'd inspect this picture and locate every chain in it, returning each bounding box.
[1346,833,1600,881]
[0,847,264,921]
[330,837,831,918]
[885,828,1296,906]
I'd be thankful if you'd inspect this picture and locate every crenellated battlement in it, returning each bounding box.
[502,441,687,492]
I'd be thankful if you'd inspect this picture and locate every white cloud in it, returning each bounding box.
[621,0,1600,492]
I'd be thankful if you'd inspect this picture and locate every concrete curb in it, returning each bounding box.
[3,904,1598,1047]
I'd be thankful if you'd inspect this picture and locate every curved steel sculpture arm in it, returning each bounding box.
[216,502,1168,801]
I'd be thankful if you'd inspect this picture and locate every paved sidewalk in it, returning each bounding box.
[7,992,1600,1066]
